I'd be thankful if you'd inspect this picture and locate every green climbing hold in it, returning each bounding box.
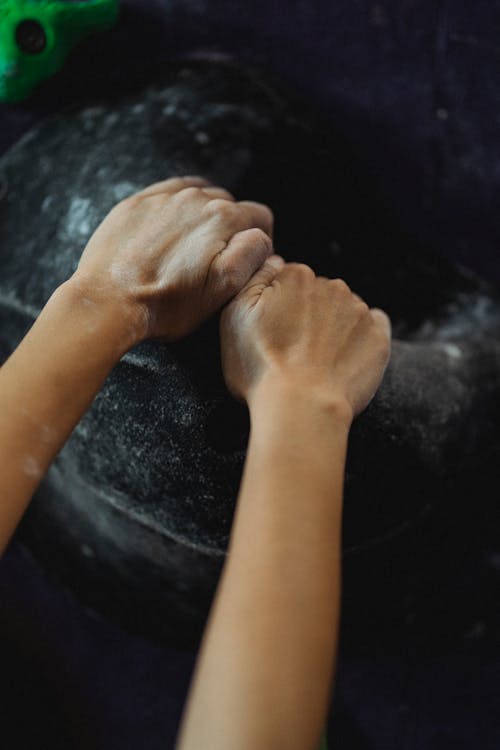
[0,0,119,102]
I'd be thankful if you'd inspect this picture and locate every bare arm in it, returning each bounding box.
[0,176,274,553]
[178,384,349,750]
[0,281,142,553]
[177,261,391,750]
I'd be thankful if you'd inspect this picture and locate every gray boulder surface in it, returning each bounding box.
[1,61,499,645]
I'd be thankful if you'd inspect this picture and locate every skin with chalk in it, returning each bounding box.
[0,173,390,750]
[2,63,500,649]
[0,175,275,551]
[1,58,500,749]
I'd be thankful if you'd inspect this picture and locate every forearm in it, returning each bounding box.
[0,276,141,552]
[177,382,351,750]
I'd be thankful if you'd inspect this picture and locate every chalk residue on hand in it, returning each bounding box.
[23,455,42,479]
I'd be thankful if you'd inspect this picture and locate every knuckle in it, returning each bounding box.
[240,200,274,224]
[205,198,236,218]
[260,203,274,225]
[178,186,203,201]
[287,262,315,277]
[355,300,370,316]
[328,277,350,294]
[175,176,202,186]
[244,227,272,249]
[160,177,182,190]
[118,194,142,211]
[208,188,233,201]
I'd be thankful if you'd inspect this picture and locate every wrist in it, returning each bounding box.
[52,275,149,357]
[247,375,353,432]
[60,272,150,349]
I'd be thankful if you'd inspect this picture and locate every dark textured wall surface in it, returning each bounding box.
[1,60,500,646]
[1,0,500,285]
[1,2,500,748]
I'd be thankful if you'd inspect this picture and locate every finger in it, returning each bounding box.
[370,307,392,338]
[201,187,236,202]
[134,175,212,198]
[237,251,286,297]
[286,262,316,279]
[206,229,278,309]
[352,292,365,304]
[235,200,274,240]
[327,277,350,292]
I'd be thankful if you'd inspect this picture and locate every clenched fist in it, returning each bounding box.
[220,258,392,422]
[74,176,274,342]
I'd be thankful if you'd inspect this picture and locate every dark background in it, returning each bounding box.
[1,1,500,748]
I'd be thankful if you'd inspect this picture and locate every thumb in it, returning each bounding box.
[208,227,285,309]
[219,252,285,331]
[238,253,286,299]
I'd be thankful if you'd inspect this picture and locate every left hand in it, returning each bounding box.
[73,176,274,342]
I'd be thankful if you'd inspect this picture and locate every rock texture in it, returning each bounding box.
[1,61,499,645]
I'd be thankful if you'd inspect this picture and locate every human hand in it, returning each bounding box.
[220,258,391,421]
[73,176,274,343]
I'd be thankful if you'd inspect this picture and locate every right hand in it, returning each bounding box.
[219,257,392,421]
